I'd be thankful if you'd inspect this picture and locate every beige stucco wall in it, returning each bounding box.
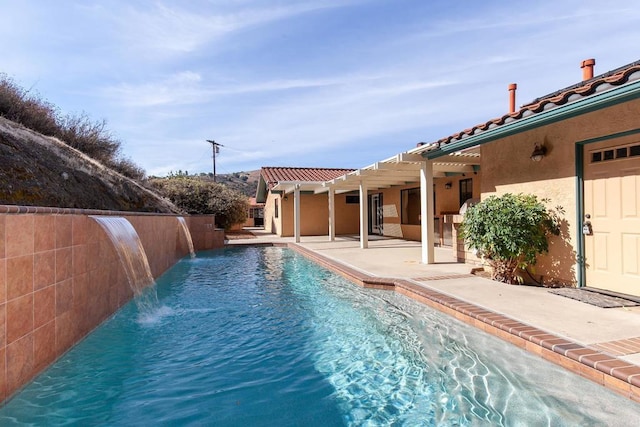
[375,186,420,241]
[334,194,361,235]
[479,97,640,285]
[262,190,360,237]
[280,193,360,237]
[434,173,482,214]
[263,192,282,235]
[377,177,482,242]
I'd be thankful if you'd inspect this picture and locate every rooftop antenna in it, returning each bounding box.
[206,139,224,182]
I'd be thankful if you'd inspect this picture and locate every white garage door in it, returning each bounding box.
[584,137,640,296]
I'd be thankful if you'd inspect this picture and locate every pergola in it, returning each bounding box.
[273,144,480,264]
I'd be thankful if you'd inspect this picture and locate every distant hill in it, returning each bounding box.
[185,170,260,198]
[217,170,260,197]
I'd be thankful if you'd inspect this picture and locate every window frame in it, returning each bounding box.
[459,178,473,207]
[400,187,421,225]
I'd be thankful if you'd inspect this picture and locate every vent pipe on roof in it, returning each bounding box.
[508,83,517,113]
[581,58,596,81]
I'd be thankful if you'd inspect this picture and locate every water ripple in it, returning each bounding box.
[1,247,638,426]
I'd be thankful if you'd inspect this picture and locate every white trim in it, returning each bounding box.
[294,185,301,243]
[359,181,369,249]
[420,162,435,264]
[328,187,335,241]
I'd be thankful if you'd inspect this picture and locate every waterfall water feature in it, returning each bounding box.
[91,216,158,313]
[177,216,196,258]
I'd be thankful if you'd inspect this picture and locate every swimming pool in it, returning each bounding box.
[1,246,638,425]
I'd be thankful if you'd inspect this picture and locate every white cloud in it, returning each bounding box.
[5,0,640,176]
[101,67,454,108]
[103,73,347,107]
[109,0,361,58]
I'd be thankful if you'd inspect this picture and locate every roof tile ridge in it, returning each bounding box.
[263,166,354,171]
[425,60,640,149]
[601,64,640,84]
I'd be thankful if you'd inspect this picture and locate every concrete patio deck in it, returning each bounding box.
[228,230,640,402]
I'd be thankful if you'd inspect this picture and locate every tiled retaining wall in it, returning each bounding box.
[0,206,224,402]
[188,215,226,251]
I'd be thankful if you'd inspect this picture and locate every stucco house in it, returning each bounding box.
[406,58,640,296]
[257,58,640,297]
[242,197,265,228]
[255,167,359,238]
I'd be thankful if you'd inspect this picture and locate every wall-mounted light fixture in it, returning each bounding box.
[283,194,288,201]
[444,182,452,189]
[530,144,547,162]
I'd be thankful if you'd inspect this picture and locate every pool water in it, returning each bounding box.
[1,247,638,425]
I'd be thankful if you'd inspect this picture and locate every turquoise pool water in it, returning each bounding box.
[1,247,638,425]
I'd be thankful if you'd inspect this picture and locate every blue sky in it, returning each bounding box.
[2,1,639,176]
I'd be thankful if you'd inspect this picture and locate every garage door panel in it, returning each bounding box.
[592,232,610,271]
[593,178,608,218]
[622,232,640,276]
[621,173,639,218]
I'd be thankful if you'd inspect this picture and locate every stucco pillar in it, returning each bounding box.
[328,187,335,241]
[420,161,435,263]
[294,186,301,243]
[359,180,369,249]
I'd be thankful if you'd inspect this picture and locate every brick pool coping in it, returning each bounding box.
[286,242,640,403]
[0,204,184,216]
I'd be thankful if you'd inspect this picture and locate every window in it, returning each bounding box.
[345,195,360,204]
[459,178,473,207]
[401,188,421,225]
[590,143,640,162]
[603,149,614,161]
[248,208,264,219]
[274,198,279,219]
[616,147,628,158]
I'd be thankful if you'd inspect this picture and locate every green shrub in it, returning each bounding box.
[150,176,248,230]
[460,193,561,284]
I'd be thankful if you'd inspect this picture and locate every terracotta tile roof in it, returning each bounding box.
[423,60,640,148]
[260,166,355,189]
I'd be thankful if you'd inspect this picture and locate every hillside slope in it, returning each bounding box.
[198,170,260,197]
[0,117,180,213]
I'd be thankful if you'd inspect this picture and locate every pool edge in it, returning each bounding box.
[287,242,640,404]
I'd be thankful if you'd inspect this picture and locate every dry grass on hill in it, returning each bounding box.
[0,116,180,212]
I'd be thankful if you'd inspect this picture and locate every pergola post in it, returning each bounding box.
[420,161,435,263]
[294,185,301,243]
[359,180,369,249]
[328,187,335,241]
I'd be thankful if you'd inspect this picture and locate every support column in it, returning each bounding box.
[359,181,369,249]
[328,187,335,241]
[294,185,301,243]
[420,161,435,263]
